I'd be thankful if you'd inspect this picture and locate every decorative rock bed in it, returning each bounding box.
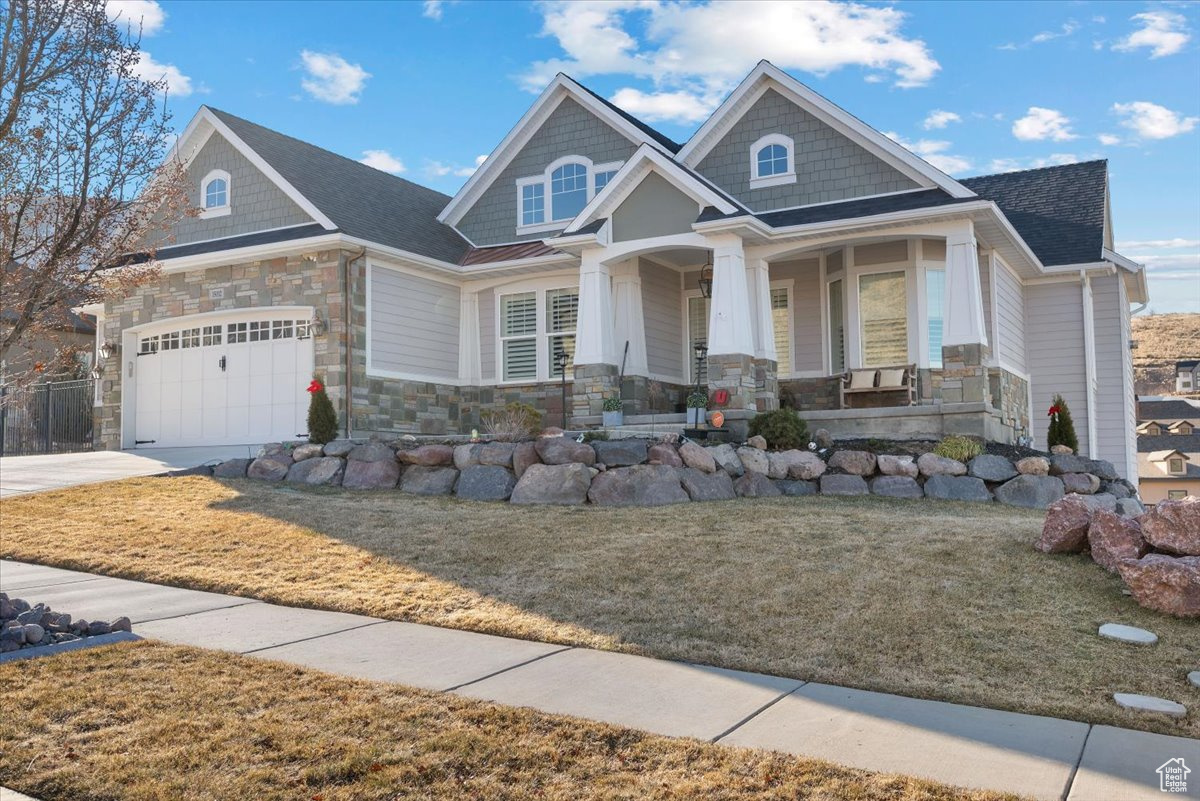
[0,592,131,653]
[1038,495,1199,617]
[184,434,1142,513]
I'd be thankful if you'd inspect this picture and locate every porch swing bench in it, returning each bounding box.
[839,364,917,409]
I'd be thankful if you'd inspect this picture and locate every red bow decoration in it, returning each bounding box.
[307,380,323,393]
[1047,404,1061,417]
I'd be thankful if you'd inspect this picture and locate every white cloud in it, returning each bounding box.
[999,20,1079,50]
[105,0,165,36]
[1113,11,1190,58]
[426,155,486,178]
[610,87,716,124]
[130,50,192,96]
[922,109,961,130]
[520,1,940,122]
[884,132,970,174]
[299,50,370,105]
[1097,133,1122,146]
[1118,238,1200,250]
[1012,107,1076,141]
[986,153,1079,173]
[359,150,406,174]
[1112,101,1199,140]
[423,0,444,20]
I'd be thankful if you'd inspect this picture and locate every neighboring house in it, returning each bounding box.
[1176,359,1199,395]
[1136,397,1200,500]
[0,310,96,386]
[82,61,1148,481]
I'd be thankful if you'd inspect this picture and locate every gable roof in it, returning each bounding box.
[1138,398,1200,421]
[1138,433,1200,453]
[573,81,682,154]
[960,161,1107,267]
[205,108,469,264]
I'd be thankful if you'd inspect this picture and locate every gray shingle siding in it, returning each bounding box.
[695,89,919,212]
[169,133,313,245]
[456,97,638,247]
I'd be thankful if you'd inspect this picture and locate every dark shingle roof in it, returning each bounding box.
[570,78,683,154]
[208,107,469,264]
[739,188,972,228]
[1138,399,1200,421]
[960,160,1107,267]
[1138,433,1200,453]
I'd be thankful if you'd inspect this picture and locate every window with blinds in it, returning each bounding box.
[770,286,790,373]
[859,271,908,366]
[546,288,578,377]
[687,295,709,384]
[926,269,945,368]
[828,279,844,374]
[501,291,537,381]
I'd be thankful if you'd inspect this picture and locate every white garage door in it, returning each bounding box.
[133,313,315,447]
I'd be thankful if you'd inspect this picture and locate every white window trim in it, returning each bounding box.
[199,169,231,219]
[493,279,580,384]
[682,288,708,385]
[769,279,794,377]
[1168,457,1185,475]
[749,133,796,190]
[513,156,624,235]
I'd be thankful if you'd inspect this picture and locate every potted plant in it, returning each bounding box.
[602,396,624,427]
[686,391,708,426]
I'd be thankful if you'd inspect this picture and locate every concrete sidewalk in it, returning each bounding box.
[1,559,1195,800]
[0,446,258,497]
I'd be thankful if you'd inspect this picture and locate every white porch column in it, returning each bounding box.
[457,289,481,384]
[574,247,615,366]
[745,256,777,362]
[610,258,648,376]
[705,233,755,356]
[942,221,989,347]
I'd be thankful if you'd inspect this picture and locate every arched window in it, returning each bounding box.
[749,134,796,189]
[551,162,588,220]
[199,169,231,218]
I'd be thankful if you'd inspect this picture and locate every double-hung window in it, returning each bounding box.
[926,269,946,368]
[501,292,538,381]
[594,169,617,193]
[547,288,578,377]
[520,183,545,226]
[770,285,791,375]
[859,271,908,366]
[499,287,579,382]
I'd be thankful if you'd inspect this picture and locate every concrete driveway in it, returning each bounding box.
[0,446,259,498]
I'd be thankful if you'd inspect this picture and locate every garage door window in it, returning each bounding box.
[141,318,310,351]
[202,325,222,346]
[272,320,294,339]
[181,328,201,348]
[161,331,181,350]
[139,335,159,354]
[227,322,247,343]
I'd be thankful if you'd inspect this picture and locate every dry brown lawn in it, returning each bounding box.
[2,476,1197,740]
[1131,312,1200,395]
[0,641,1021,801]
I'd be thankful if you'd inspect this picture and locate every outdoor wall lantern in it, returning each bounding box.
[98,341,119,361]
[310,311,327,337]
[554,349,570,430]
[697,257,713,299]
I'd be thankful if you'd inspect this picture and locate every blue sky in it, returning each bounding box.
[110,0,1199,313]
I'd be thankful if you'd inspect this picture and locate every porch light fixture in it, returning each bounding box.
[554,349,570,430]
[89,366,102,381]
[310,311,327,337]
[692,342,708,398]
[98,341,119,361]
[697,256,714,299]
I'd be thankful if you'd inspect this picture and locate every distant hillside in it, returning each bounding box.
[1131,313,1200,396]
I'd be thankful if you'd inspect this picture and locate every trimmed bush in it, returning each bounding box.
[306,378,338,445]
[1047,394,1079,453]
[932,435,983,462]
[602,396,622,412]
[747,408,809,451]
[481,402,542,442]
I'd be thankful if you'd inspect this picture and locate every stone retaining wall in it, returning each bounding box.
[192,436,1140,512]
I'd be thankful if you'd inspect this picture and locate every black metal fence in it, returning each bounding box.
[0,379,95,456]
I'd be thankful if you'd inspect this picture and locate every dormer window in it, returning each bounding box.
[1168,456,1185,474]
[200,169,231,218]
[515,157,622,234]
[749,134,796,190]
[1176,422,1194,435]
[1146,423,1162,436]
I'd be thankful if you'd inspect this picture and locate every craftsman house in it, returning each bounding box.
[83,61,1148,480]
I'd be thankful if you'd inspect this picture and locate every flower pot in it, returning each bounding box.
[686,407,705,426]
[602,410,624,427]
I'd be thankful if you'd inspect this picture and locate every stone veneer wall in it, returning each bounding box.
[989,368,1030,443]
[96,249,350,450]
[706,353,757,411]
[778,376,840,411]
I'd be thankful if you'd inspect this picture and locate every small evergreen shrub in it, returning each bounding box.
[1046,394,1079,453]
[686,391,708,409]
[932,435,983,462]
[747,408,809,451]
[602,396,622,412]
[481,401,543,442]
[306,378,338,444]
[582,430,609,442]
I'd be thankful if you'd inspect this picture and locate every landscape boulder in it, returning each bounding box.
[1048,453,1091,476]
[648,443,683,467]
[247,456,290,482]
[291,443,324,462]
[1087,511,1148,572]
[917,453,967,477]
[1035,495,1094,554]
[453,444,483,469]
[512,442,539,478]
[781,450,826,480]
[968,455,1018,483]
[812,428,833,449]
[747,435,768,450]
[535,437,596,466]
[1139,497,1200,556]
[736,446,769,475]
[322,440,358,458]
[993,475,1065,509]
[775,479,818,496]
[477,442,516,468]
[397,444,455,467]
[1117,555,1200,617]
[1015,456,1050,476]
[1117,497,1146,518]
[819,474,869,496]
[707,443,744,477]
[1076,493,1118,514]
[592,439,649,467]
[348,442,395,463]
[1061,473,1100,495]
[828,450,876,476]
[1085,459,1120,481]
[679,467,736,501]
[877,454,918,478]
[400,466,459,496]
[734,471,782,498]
[1101,481,1133,499]
[510,463,593,505]
[587,465,689,507]
[285,457,344,486]
[213,459,251,479]
[923,475,991,503]
[455,465,517,501]
[870,475,923,499]
[679,441,717,473]
[341,458,400,490]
